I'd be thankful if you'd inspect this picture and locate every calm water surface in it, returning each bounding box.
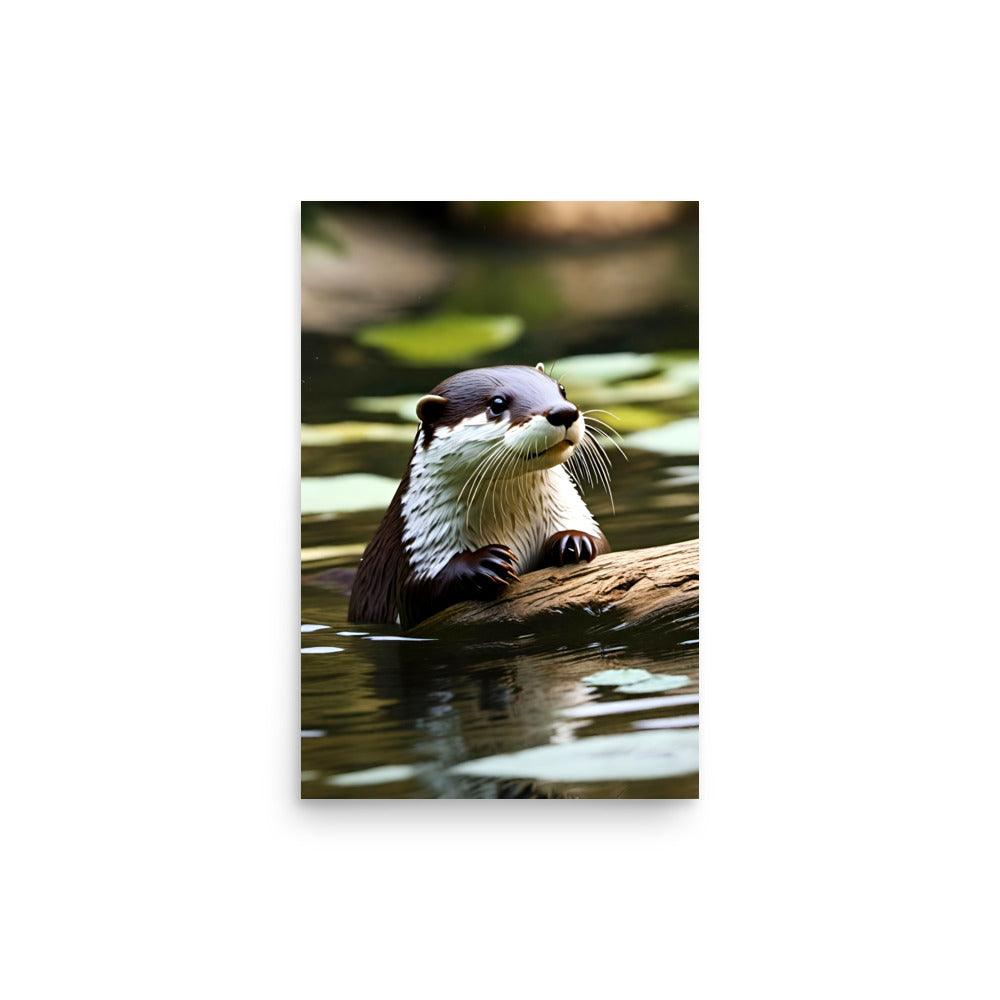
[301,213,698,798]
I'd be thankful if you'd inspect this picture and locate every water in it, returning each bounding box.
[301,206,699,798]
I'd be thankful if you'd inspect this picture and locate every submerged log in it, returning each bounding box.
[411,539,699,636]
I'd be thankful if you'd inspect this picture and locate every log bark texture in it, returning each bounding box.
[411,539,699,637]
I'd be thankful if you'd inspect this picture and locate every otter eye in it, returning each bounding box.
[558,384,567,399]
[488,395,508,416]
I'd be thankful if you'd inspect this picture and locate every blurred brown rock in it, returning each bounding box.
[301,208,453,334]
[452,201,692,241]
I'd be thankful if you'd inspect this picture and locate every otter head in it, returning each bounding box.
[415,363,584,481]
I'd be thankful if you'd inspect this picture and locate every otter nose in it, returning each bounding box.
[546,403,580,428]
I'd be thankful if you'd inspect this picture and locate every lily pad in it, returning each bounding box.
[583,403,669,433]
[582,668,657,687]
[615,675,690,694]
[357,315,524,365]
[350,394,425,422]
[622,417,699,456]
[301,422,417,446]
[367,636,436,642]
[450,730,699,782]
[545,352,659,384]
[582,668,691,695]
[300,473,399,515]
[633,716,700,730]
[327,764,419,787]
[300,543,367,563]
[560,693,700,719]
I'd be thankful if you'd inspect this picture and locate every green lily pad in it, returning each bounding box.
[300,473,399,514]
[450,730,699,782]
[583,404,669,433]
[357,315,524,365]
[544,352,659,384]
[622,417,699,456]
[301,421,417,446]
[350,394,425,422]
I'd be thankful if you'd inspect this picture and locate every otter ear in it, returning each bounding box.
[535,362,546,373]
[416,394,449,424]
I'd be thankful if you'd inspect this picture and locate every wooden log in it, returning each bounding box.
[410,539,699,637]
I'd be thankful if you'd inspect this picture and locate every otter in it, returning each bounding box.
[348,363,611,628]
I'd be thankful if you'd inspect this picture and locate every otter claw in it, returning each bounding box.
[457,543,518,599]
[544,530,599,567]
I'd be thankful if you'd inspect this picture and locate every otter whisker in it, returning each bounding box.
[567,446,595,489]
[579,431,615,512]
[495,437,530,527]
[460,440,507,529]
[581,411,626,441]
[467,442,513,531]
[583,417,628,460]
[583,428,614,477]
[581,410,627,442]
[459,440,505,506]
[465,439,517,533]
[571,440,602,499]
[474,435,521,532]
[581,443,607,502]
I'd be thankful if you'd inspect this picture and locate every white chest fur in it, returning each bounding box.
[401,432,601,581]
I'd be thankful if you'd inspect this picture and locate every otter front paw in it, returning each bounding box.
[449,544,519,600]
[543,530,602,567]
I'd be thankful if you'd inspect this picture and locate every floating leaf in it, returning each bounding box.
[300,543,366,563]
[622,417,699,456]
[327,764,419,787]
[300,473,399,515]
[585,403,670,433]
[350,394,424,422]
[582,668,657,687]
[366,636,436,642]
[546,352,659,384]
[450,730,699,782]
[582,668,691,695]
[633,716,700,730]
[301,421,417,446]
[560,693,700,719]
[615,675,690,694]
[357,315,524,365]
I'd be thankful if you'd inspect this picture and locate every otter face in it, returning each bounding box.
[415,363,584,479]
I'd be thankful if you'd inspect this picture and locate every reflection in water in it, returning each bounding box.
[302,580,699,798]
